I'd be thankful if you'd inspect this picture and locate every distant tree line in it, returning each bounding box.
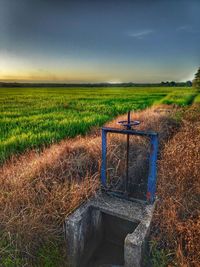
[161,81,192,87]
[3,68,200,88]
[0,81,193,88]
[193,67,200,89]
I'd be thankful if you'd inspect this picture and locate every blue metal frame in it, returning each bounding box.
[101,127,159,203]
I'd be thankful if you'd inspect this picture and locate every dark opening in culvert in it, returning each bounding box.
[84,212,139,267]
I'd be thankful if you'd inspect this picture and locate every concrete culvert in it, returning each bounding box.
[65,193,156,267]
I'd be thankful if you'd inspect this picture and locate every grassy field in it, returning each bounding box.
[0,89,199,266]
[0,86,198,163]
[0,104,180,266]
[194,93,200,103]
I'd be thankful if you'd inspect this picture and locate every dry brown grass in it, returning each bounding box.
[0,105,178,265]
[151,104,200,266]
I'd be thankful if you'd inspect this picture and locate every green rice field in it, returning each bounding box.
[0,87,198,164]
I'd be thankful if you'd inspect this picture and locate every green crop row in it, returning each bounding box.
[157,90,198,106]
[194,93,200,103]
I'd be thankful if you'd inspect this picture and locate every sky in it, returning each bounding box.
[0,0,199,83]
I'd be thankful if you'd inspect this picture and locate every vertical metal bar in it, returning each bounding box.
[101,129,107,187]
[125,134,130,194]
[125,111,131,194]
[147,134,158,203]
[127,111,131,128]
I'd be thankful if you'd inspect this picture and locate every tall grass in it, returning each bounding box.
[150,104,200,266]
[0,105,178,266]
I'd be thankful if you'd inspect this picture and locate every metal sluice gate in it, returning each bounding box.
[101,111,159,204]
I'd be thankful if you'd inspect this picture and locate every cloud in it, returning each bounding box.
[177,25,191,31]
[176,25,199,33]
[128,29,154,39]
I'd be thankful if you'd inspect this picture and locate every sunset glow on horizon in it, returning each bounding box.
[0,0,199,83]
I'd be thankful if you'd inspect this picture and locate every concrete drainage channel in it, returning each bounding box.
[65,193,155,267]
[64,113,158,267]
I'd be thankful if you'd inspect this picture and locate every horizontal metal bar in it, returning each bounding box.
[102,127,158,137]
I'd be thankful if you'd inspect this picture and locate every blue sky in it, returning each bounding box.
[0,0,199,83]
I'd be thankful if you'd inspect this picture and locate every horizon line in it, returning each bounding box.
[0,80,192,85]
